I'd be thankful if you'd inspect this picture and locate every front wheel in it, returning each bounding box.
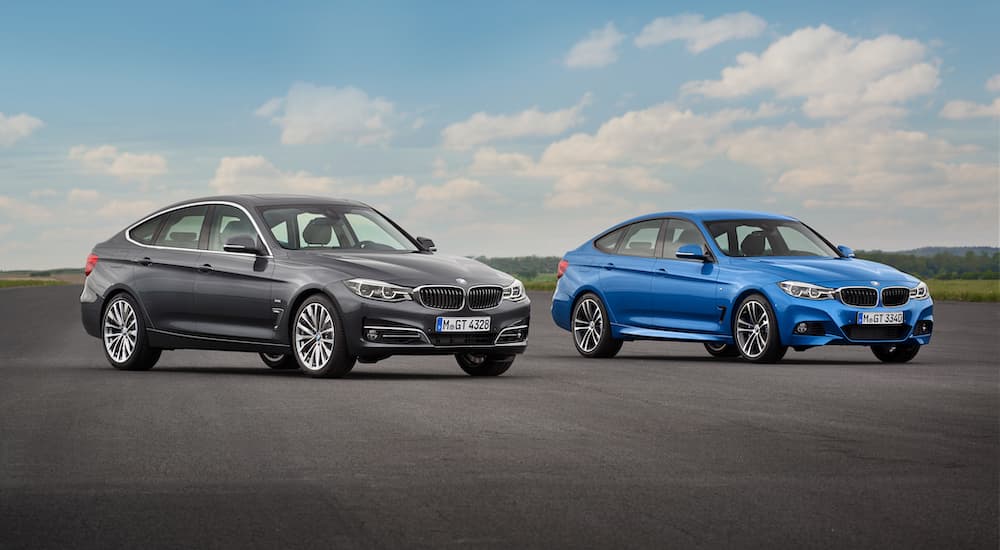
[259,352,298,370]
[733,294,787,363]
[102,293,161,371]
[455,353,515,376]
[292,295,355,378]
[572,293,623,358]
[871,343,920,363]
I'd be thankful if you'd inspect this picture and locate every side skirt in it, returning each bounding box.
[147,328,291,354]
[614,324,732,344]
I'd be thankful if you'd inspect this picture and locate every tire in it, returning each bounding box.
[102,293,161,371]
[704,342,740,358]
[291,294,355,378]
[733,294,787,363]
[871,343,920,363]
[259,352,298,370]
[455,353,515,377]
[571,293,623,358]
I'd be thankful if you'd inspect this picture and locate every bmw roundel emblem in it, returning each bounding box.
[456,278,467,285]
[871,281,879,286]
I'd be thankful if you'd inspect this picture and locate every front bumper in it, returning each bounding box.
[329,285,531,359]
[769,290,934,349]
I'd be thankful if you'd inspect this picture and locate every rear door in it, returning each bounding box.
[129,205,209,334]
[650,218,721,333]
[598,219,665,327]
[192,204,277,341]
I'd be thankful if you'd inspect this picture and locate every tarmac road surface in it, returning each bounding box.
[1,285,997,549]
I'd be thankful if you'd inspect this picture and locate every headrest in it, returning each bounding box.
[741,231,767,256]
[302,218,333,245]
[675,228,700,245]
[221,219,253,239]
[168,231,197,243]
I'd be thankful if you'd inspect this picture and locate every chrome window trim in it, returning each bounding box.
[880,286,911,308]
[414,285,466,310]
[125,200,274,258]
[467,284,504,311]
[835,286,879,308]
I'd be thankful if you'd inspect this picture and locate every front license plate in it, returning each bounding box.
[436,317,491,332]
[857,311,904,325]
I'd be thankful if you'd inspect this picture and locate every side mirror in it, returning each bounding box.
[224,235,262,255]
[675,244,710,262]
[837,245,855,258]
[416,236,436,252]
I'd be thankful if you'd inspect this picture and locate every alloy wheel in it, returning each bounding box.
[104,299,138,364]
[295,302,336,371]
[574,298,603,353]
[735,300,769,359]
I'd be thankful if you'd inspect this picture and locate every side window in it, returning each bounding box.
[594,227,625,253]
[714,232,730,255]
[270,220,289,247]
[153,206,208,250]
[345,212,408,250]
[663,219,707,259]
[618,220,662,258]
[129,216,163,245]
[207,205,257,252]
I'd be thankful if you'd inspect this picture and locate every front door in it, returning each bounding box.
[651,218,721,334]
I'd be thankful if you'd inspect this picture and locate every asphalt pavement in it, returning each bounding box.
[1,285,997,549]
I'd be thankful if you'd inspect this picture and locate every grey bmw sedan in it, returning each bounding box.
[81,195,530,378]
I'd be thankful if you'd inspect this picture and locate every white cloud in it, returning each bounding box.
[442,94,590,150]
[565,22,625,68]
[415,178,500,202]
[96,199,156,220]
[683,25,939,118]
[0,224,10,238]
[635,12,767,53]
[69,145,168,182]
[255,83,395,145]
[986,74,1000,93]
[29,189,59,199]
[366,175,416,196]
[0,196,52,221]
[939,98,1000,120]
[0,112,44,147]
[68,188,100,202]
[210,156,338,194]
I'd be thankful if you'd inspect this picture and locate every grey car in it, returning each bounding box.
[81,195,530,378]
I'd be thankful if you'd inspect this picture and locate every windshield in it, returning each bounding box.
[259,205,419,252]
[704,219,840,258]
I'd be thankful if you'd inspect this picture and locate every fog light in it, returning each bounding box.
[914,320,933,336]
[795,322,809,334]
[365,329,380,341]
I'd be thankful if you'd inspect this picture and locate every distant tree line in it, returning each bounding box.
[476,250,999,281]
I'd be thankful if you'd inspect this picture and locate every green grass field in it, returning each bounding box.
[520,276,998,302]
[0,279,69,289]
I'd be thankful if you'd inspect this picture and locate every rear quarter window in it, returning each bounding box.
[129,216,163,245]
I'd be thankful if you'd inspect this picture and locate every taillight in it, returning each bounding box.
[85,254,98,277]
[556,259,569,279]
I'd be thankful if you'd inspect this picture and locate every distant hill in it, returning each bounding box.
[891,246,998,257]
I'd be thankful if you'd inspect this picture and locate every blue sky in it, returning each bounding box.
[1,1,997,269]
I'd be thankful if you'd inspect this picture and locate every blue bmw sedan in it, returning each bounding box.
[551,211,933,363]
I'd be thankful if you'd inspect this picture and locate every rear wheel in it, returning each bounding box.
[259,353,297,370]
[704,342,740,358]
[292,295,355,378]
[871,343,920,363]
[733,294,787,363]
[455,353,515,376]
[572,293,623,358]
[102,293,161,371]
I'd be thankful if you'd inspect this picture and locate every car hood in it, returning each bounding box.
[734,257,919,287]
[292,251,514,287]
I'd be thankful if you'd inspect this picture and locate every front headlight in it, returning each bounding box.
[910,281,930,300]
[344,278,413,302]
[502,279,526,302]
[779,281,835,300]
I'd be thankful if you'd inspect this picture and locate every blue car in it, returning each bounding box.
[551,211,933,363]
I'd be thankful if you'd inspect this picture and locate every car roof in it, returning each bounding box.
[619,209,799,226]
[158,194,370,211]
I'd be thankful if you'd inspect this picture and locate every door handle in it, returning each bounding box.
[604,262,615,270]
[657,267,668,274]
[198,264,213,273]
[137,257,152,266]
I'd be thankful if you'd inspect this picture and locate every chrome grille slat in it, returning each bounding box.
[417,286,464,310]
[838,287,878,307]
[468,286,503,310]
[881,287,910,307]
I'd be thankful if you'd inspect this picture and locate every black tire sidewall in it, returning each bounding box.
[704,342,739,357]
[455,353,515,376]
[871,343,920,363]
[259,352,298,369]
